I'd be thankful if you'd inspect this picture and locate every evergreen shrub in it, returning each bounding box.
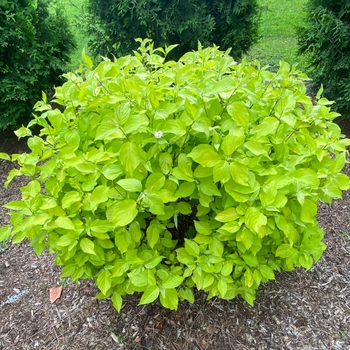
[298,0,350,114]
[0,0,76,129]
[87,0,259,60]
[1,40,349,310]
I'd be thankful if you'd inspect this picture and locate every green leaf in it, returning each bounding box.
[162,275,184,289]
[102,164,124,180]
[22,180,41,197]
[120,142,141,175]
[139,285,160,305]
[82,48,93,69]
[95,119,124,141]
[115,230,132,253]
[203,274,215,289]
[188,144,221,167]
[241,290,255,306]
[221,263,233,276]
[175,182,196,197]
[298,252,313,270]
[194,221,212,235]
[242,254,258,267]
[56,235,76,247]
[178,154,193,177]
[90,220,113,234]
[107,199,138,227]
[300,199,317,224]
[229,161,249,186]
[159,153,173,175]
[213,161,231,183]
[55,217,75,230]
[0,152,11,161]
[96,269,111,295]
[245,207,267,237]
[61,264,76,278]
[184,239,200,257]
[176,202,192,215]
[215,208,240,222]
[0,226,12,242]
[62,191,81,209]
[237,228,254,250]
[260,265,275,280]
[147,224,160,249]
[217,279,228,298]
[146,172,165,191]
[276,244,298,259]
[90,185,109,212]
[111,292,123,312]
[244,141,267,156]
[80,238,96,255]
[209,239,224,257]
[227,101,250,128]
[178,288,194,303]
[144,256,163,269]
[143,194,165,215]
[111,259,130,277]
[160,288,178,310]
[199,179,221,196]
[117,178,142,192]
[128,269,149,287]
[3,201,28,210]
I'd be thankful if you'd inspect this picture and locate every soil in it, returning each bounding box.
[1,122,350,350]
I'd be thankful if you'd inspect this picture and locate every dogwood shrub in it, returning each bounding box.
[1,40,349,310]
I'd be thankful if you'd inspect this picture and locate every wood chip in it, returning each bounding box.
[49,286,63,304]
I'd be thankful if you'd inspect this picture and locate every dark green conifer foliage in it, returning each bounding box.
[87,0,259,60]
[0,0,76,129]
[298,1,350,114]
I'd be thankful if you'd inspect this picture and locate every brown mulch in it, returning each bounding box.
[0,124,350,350]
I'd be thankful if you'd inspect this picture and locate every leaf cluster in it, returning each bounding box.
[297,0,350,115]
[1,40,349,310]
[86,0,260,61]
[0,0,76,130]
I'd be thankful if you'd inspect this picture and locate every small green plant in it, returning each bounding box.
[59,278,69,287]
[0,40,349,311]
[341,232,350,240]
[0,239,10,253]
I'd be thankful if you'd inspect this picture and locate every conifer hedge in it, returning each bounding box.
[0,0,76,129]
[87,0,259,60]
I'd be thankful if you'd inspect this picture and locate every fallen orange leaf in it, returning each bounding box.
[49,286,63,304]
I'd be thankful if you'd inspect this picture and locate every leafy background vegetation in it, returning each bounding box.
[246,0,308,70]
[60,0,307,70]
[0,0,76,130]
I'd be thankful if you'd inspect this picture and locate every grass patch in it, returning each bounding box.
[246,0,308,71]
[56,0,91,70]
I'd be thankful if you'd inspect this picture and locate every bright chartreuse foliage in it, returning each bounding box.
[1,40,349,310]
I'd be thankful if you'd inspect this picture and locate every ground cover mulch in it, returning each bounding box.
[0,123,350,350]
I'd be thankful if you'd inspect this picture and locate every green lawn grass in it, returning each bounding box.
[246,0,308,71]
[56,0,90,70]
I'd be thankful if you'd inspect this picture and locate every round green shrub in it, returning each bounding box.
[86,0,260,61]
[297,0,350,115]
[1,40,349,310]
[0,0,76,130]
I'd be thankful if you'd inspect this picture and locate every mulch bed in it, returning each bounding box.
[0,122,350,350]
